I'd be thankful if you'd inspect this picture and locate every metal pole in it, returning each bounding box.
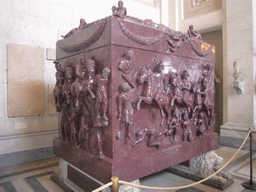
[242,128,256,190]
[111,176,119,192]
[250,130,253,185]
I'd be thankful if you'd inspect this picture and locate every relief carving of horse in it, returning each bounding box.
[136,67,170,125]
[169,72,194,117]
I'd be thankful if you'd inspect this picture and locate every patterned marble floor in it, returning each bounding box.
[0,157,63,192]
[0,146,255,192]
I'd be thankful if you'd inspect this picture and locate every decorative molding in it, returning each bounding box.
[57,19,106,53]
[118,19,164,46]
[190,41,213,57]
[192,0,211,7]
[184,0,222,20]
[133,0,160,8]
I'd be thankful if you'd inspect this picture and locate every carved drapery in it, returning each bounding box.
[118,19,164,46]
[57,19,107,53]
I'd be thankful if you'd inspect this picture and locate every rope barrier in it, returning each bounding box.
[92,128,252,192]
[92,182,112,192]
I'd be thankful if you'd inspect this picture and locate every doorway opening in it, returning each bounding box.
[201,29,223,135]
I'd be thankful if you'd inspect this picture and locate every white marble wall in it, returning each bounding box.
[221,0,255,141]
[0,0,161,155]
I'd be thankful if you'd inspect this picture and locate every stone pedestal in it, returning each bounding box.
[53,3,218,190]
[54,158,109,192]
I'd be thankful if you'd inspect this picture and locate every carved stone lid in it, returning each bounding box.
[56,2,214,62]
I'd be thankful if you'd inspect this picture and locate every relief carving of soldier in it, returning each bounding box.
[131,126,162,149]
[180,70,194,116]
[118,50,135,88]
[201,64,214,125]
[182,111,193,142]
[54,60,65,112]
[117,82,134,140]
[61,67,74,141]
[197,111,207,137]
[165,107,180,143]
[94,67,110,121]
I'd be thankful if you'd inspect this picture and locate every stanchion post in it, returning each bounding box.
[242,128,256,190]
[111,176,119,192]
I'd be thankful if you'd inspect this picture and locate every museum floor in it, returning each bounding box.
[0,146,255,192]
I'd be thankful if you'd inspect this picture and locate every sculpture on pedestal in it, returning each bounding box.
[232,61,243,94]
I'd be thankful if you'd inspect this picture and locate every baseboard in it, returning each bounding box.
[219,136,256,152]
[0,146,56,168]
[0,130,58,155]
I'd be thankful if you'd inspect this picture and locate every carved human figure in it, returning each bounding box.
[153,61,167,98]
[153,61,170,125]
[167,34,188,52]
[71,64,86,112]
[86,59,96,85]
[79,56,87,74]
[131,126,162,149]
[232,61,241,81]
[197,112,207,137]
[78,114,91,150]
[118,50,135,88]
[62,18,87,38]
[69,105,79,147]
[165,107,180,142]
[170,73,183,107]
[112,0,127,19]
[182,111,193,142]
[94,67,110,121]
[85,59,97,100]
[136,67,155,109]
[180,70,194,116]
[187,25,202,40]
[62,67,74,107]
[117,82,134,140]
[61,67,74,141]
[54,60,65,112]
[72,58,95,113]
[201,64,214,125]
[96,127,107,158]
[191,82,203,125]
